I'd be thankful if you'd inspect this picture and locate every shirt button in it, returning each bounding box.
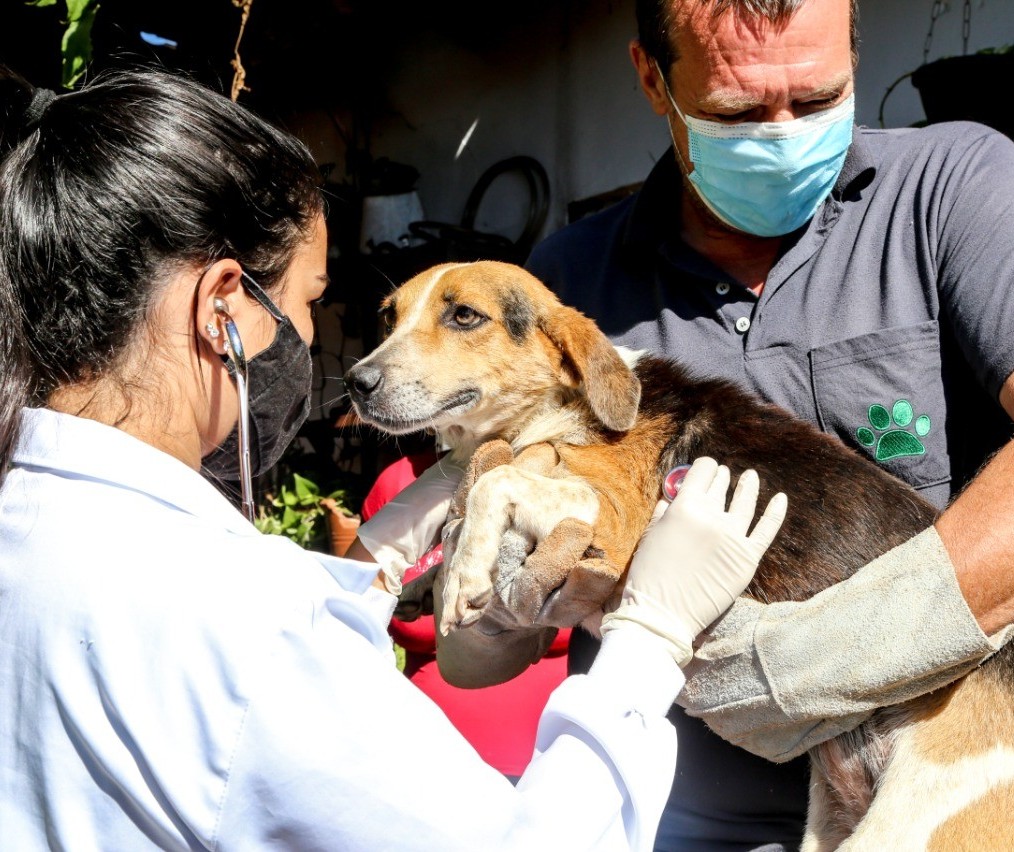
[715,282,731,296]
[735,316,751,334]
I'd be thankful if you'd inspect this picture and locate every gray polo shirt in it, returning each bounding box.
[527,122,1014,851]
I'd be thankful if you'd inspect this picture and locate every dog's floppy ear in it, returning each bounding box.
[539,304,641,431]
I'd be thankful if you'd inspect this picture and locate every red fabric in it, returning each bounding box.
[362,454,571,777]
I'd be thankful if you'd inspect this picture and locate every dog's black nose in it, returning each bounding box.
[345,365,384,400]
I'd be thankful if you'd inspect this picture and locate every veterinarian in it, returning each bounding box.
[0,66,790,851]
[519,0,1014,848]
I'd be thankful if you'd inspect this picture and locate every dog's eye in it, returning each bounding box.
[452,305,485,328]
[378,305,395,336]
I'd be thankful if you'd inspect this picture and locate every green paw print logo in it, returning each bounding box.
[857,400,931,461]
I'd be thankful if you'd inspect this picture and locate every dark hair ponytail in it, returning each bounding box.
[0,65,323,487]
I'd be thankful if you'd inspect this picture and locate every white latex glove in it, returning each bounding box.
[356,455,466,594]
[600,457,787,668]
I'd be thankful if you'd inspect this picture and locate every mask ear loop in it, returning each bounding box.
[653,58,695,178]
[214,297,256,522]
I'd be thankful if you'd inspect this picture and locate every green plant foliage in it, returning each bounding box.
[27,0,99,89]
[255,472,353,551]
[26,0,98,88]
[61,0,99,88]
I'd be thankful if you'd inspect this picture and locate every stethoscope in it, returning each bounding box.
[214,297,256,522]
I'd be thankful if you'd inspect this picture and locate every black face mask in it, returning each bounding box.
[202,273,312,482]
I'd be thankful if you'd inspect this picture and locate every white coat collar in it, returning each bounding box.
[13,407,256,536]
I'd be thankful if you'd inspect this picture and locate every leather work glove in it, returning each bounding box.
[356,454,466,595]
[600,457,787,668]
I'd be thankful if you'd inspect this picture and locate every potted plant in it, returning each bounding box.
[911,45,1014,138]
[255,472,360,556]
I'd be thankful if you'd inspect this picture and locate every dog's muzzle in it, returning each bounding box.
[345,361,480,433]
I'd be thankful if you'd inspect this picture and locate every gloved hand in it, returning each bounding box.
[356,454,466,594]
[600,457,787,668]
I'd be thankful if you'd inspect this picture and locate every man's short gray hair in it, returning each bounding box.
[636,0,859,72]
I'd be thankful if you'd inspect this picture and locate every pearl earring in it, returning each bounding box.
[206,321,220,339]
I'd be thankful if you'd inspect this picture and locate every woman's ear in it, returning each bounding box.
[196,259,245,353]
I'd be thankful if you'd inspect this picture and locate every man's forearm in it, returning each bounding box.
[938,437,1014,636]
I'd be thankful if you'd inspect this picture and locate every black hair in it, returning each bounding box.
[636,0,858,70]
[0,66,323,485]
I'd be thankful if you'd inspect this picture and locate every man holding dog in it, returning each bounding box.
[525,0,1014,847]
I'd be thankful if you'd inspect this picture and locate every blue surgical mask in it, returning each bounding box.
[658,67,855,237]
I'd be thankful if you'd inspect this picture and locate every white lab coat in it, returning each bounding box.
[0,408,682,851]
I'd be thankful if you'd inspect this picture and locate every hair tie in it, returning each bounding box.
[24,87,57,129]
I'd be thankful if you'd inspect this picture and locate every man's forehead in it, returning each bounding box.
[671,0,850,51]
[670,0,852,92]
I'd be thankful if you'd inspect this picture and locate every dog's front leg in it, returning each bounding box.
[439,466,600,635]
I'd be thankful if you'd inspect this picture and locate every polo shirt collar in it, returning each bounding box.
[621,153,735,283]
[622,151,681,260]
[834,125,877,199]
[13,407,255,535]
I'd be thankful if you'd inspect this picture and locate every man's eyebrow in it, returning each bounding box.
[697,90,763,112]
[800,73,853,100]
[698,73,852,112]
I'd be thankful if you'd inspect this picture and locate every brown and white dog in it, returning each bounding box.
[345,260,1014,849]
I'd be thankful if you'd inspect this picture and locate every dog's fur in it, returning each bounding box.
[346,260,1014,849]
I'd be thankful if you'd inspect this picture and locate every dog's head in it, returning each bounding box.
[345,261,641,450]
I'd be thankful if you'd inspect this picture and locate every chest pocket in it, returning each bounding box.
[810,321,950,498]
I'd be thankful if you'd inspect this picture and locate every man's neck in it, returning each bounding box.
[679,180,783,296]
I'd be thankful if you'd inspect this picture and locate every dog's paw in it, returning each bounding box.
[438,568,494,635]
[496,517,593,624]
[439,517,499,634]
[535,556,621,628]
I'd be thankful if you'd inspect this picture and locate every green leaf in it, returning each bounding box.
[27,0,59,7]
[293,472,320,501]
[60,0,100,89]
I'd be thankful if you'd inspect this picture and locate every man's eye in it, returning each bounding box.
[712,110,753,123]
[796,95,843,114]
[452,305,485,328]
